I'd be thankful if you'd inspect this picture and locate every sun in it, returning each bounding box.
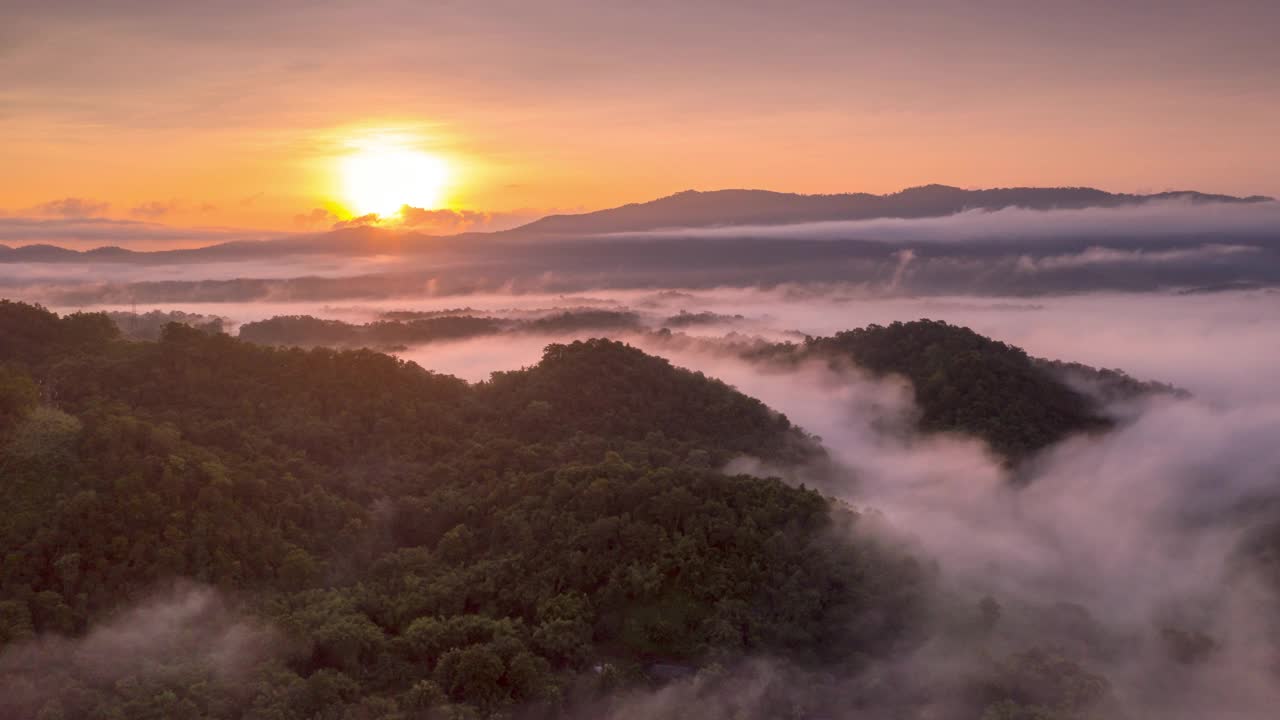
[340,140,450,216]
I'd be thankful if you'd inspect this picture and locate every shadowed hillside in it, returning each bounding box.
[514,185,1270,235]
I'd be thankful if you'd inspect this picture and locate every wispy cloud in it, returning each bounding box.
[0,216,285,251]
[608,200,1280,243]
[293,204,542,234]
[293,207,341,230]
[24,197,111,218]
[129,199,180,218]
[1017,244,1263,272]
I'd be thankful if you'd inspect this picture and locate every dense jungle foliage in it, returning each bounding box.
[0,302,1164,719]
[0,301,927,719]
[228,312,1146,463]
[235,310,642,352]
[742,320,1118,460]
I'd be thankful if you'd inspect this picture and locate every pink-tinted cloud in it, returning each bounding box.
[331,213,381,230]
[25,197,111,218]
[129,200,180,218]
[293,207,340,230]
[291,205,544,234]
[0,216,286,251]
[397,206,495,234]
[393,206,562,234]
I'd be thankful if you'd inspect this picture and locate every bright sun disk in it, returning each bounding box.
[340,142,450,216]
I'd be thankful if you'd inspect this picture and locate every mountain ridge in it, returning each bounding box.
[0,184,1272,262]
[509,184,1272,235]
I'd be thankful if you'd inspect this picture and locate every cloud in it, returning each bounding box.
[888,247,915,289]
[1,283,1277,715]
[0,583,279,717]
[4,194,1280,318]
[623,303,1280,718]
[289,205,545,235]
[293,207,340,230]
[610,199,1280,244]
[361,288,1280,718]
[396,205,552,233]
[129,199,180,218]
[1015,243,1263,271]
[24,197,111,218]
[398,205,494,233]
[331,212,381,230]
[0,216,286,251]
[18,198,1275,301]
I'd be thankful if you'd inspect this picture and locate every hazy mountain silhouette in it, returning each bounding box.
[0,185,1271,266]
[511,184,1271,235]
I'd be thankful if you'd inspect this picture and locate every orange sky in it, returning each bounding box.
[2,1,1278,235]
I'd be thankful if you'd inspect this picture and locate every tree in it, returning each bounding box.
[0,599,34,644]
[0,366,39,436]
[434,645,506,709]
[5,407,82,464]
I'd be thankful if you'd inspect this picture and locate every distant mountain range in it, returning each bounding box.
[0,184,1272,263]
[511,184,1272,235]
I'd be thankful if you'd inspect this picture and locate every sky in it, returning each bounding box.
[2,0,1278,233]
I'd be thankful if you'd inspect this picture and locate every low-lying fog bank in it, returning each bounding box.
[5,284,1279,717]
[386,288,1280,717]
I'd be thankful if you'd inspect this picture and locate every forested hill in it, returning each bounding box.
[233,310,644,350]
[195,309,1166,462]
[740,320,1145,460]
[0,301,924,719]
[812,320,1110,459]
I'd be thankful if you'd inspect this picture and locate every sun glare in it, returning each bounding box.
[340,140,450,216]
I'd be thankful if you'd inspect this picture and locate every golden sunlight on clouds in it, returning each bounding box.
[339,133,452,216]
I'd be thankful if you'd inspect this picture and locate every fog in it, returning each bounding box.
[0,584,278,717]
[386,288,1280,717]
[0,214,286,250]
[4,278,1280,717]
[364,287,1280,403]
[5,200,1279,303]
[645,294,1277,718]
[36,284,1278,405]
[611,199,1280,244]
